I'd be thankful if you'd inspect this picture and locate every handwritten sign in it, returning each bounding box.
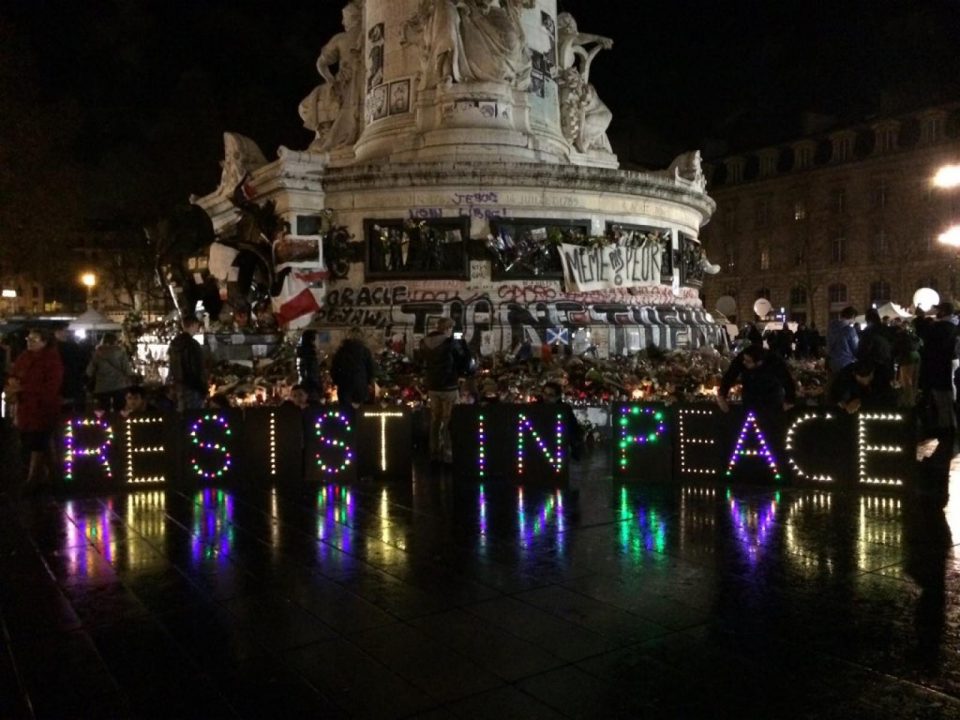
[558,241,663,292]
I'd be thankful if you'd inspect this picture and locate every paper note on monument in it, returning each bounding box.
[559,242,663,292]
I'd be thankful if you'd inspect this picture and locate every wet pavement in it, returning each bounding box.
[3,453,960,718]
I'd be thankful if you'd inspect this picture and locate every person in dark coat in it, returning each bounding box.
[420,317,472,463]
[717,344,797,414]
[916,302,959,430]
[167,314,208,411]
[54,323,88,413]
[857,308,895,389]
[331,327,377,408]
[297,329,322,396]
[6,328,63,490]
[829,360,897,413]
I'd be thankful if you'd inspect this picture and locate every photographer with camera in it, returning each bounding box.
[420,318,472,465]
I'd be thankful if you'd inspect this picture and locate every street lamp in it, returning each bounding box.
[933,164,960,190]
[80,272,97,309]
[939,225,960,248]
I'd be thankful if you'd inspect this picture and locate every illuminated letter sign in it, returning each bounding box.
[516,412,565,476]
[858,413,907,487]
[63,418,114,483]
[784,412,836,482]
[614,403,671,480]
[726,411,781,480]
[314,410,354,475]
[124,416,166,484]
[676,407,720,477]
[188,414,234,480]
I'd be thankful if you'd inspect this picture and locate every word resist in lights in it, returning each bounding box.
[125,417,166,484]
[315,410,354,474]
[189,414,233,480]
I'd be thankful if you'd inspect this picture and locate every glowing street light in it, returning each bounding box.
[938,225,960,248]
[933,164,960,190]
[80,272,97,309]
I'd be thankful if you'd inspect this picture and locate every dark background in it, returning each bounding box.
[1,0,958,278]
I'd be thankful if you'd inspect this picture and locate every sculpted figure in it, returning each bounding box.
[556,12,613,153]
[403,0,465,89]
[300,1,364,151]
[667,150,706,190]
[403,0,534,90]
[217,133,267,196]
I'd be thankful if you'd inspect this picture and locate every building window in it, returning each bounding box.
[726,286,739,299]
[756,288,771,300]
[795,145,812,169]
[871,228,889,256]
[828,283,847,305]
[759,247,770,271]
[723,204,738,231]
[754,196,770,228]
[833,188,846,213]
[793,200,807,221]
[725,247,736,271]
[870,179,889,209]
[794,247,805,267]
[869,280,891,305]
[790,286,807,307]
[831,236,845,263]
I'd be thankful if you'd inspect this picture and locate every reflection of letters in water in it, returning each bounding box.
[559,242,662,291]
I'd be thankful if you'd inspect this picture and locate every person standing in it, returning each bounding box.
[420,318,471,464]
[167,314,208,411]
[916,302,959,432]
[86,333,132,412]
[6,329,63,490]
[53,322,88,413]
[330,326,377,408]
[297,329,323,398]
[857,308,894,390]
[827,306,859,374]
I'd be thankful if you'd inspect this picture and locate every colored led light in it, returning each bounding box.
[315,411,354,475]
[516,413,564,475]
[726,411,781,479]
[64,417,115,482]
[188,413,233,480]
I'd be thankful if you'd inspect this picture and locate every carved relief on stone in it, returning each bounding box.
[299,0,365,152]
[402,0,535,92]
[217,133,267,197]
[667,150,706,190]
[556,12,613,154]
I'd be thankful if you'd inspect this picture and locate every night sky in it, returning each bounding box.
[2,0,959,230]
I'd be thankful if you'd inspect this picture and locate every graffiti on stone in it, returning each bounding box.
[314,280,720,353]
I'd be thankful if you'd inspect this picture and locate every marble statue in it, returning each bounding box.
[667,150,706,190]
[217,133,267,197]
[300,1,364,152]
[556,12,613,154]
[403,0,535,91]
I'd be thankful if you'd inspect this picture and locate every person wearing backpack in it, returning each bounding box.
[420,318,472,464]
[167,314,208,411]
